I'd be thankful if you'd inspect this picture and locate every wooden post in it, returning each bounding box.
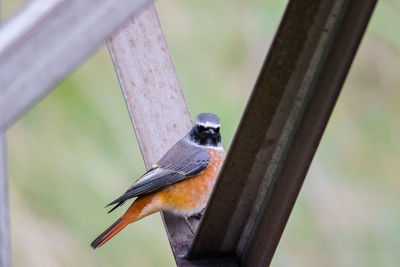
[107,5,203,266]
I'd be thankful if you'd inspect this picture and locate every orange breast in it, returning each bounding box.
[155,147,226,216]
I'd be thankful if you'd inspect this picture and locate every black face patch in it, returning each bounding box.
[189,124,221,147]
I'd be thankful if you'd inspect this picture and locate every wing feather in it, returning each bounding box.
[106,144,210,212]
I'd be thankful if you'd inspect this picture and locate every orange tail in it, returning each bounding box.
[91,195,156,249]
[91,216,130,249]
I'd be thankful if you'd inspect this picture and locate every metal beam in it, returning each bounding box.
[189,0,377,266]
[0,0,151,132]
[107,5,225,266]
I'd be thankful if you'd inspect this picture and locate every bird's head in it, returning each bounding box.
[188,113,222,147]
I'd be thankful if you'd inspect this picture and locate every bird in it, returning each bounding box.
[91,113,225,249]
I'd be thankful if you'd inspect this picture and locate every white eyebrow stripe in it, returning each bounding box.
[196,121,220,128]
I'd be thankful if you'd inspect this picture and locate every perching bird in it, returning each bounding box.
[91,113,225,249]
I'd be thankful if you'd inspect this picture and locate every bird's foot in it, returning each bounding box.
[190,209,205,220]
[182,209,205,236]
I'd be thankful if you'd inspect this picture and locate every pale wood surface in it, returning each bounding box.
[107,5,200,266]
[108,5,192,167]
[0,0,151,131]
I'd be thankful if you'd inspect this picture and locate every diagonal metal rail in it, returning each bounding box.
[189,0,377,266]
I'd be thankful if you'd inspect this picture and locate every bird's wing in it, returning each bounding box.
[106,143,210,213]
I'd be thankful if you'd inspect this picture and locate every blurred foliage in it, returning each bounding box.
[3,0,400,266]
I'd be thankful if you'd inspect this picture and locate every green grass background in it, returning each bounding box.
[3,0,400,266]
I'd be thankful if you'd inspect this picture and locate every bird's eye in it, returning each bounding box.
[215,128,220,133]
[197,125,206,132]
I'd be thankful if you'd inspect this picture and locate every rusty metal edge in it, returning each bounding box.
[240,1,378,266]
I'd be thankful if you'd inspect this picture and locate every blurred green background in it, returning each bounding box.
[3,0,400,266]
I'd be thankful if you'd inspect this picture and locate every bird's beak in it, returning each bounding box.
[208,129,215,134]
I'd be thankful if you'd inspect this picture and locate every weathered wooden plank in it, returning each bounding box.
[107,5,223,266]
[0,133,11,267]
[0,0,151,132]
[189,0,377,266]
